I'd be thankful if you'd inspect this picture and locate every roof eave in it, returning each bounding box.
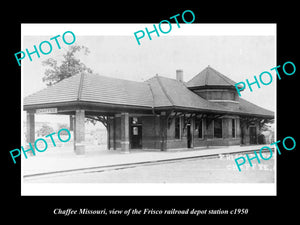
[187,85,238,90]
[153,105,274,118]
[23,100,154,114]
[24,101,274,119]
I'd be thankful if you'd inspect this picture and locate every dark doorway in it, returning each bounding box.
[241,125,245,145]
[187,124,192,148]
[249,126,257,144]
[131,125,142,149]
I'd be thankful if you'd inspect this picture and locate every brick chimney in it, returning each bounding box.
[176,69,183,82]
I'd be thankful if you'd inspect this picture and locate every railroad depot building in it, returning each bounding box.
[23,66,274,154]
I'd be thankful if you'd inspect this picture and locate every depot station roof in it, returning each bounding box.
[24,66,274,118]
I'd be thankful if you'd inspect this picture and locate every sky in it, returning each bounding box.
[22,24,276,124]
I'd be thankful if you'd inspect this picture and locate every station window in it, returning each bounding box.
[214,118,222,138]
[133,126,139,135]
[232,119,236,138]
[175,117,181,139]
[196,119,203,138]
[231,92,236,101]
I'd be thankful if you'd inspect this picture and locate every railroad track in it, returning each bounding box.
[23,149,274,181]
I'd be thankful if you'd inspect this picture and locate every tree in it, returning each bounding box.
[42,45,105,127]
[37,124,54,137]
[42,45,92,86]
[57,123,70,135]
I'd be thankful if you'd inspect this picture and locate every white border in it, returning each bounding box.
[21,23,277,196]
[21,23,276,36]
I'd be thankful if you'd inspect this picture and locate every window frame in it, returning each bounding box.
[196,118,203,139]
[232,118,236,138]
[174,117,181,139]
[213,118,223,139]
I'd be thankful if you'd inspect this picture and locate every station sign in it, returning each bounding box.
[36,108,57,114]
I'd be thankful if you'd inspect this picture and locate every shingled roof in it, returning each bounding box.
[146,76,273,117]
[24,73,153,108]
[147,76,233,112]
[187,66,237,88]
[24,71,274,118]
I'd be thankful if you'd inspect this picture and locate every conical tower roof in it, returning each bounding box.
[187,66,237,88]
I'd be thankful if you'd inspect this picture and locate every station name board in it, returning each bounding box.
[36,108,57,114]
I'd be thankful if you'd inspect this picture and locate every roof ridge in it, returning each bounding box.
[77,73,85,101]
[92,73,145,84]
[155,76,175,106]
[146,82,155,109]
[205,66,209,85]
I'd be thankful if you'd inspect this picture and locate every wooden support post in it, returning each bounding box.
[113,116,116,150]
[190,117,194,148]
[107,117,111,150]
[69,115,74,131]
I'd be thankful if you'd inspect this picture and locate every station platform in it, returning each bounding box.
[22,144,273,177]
